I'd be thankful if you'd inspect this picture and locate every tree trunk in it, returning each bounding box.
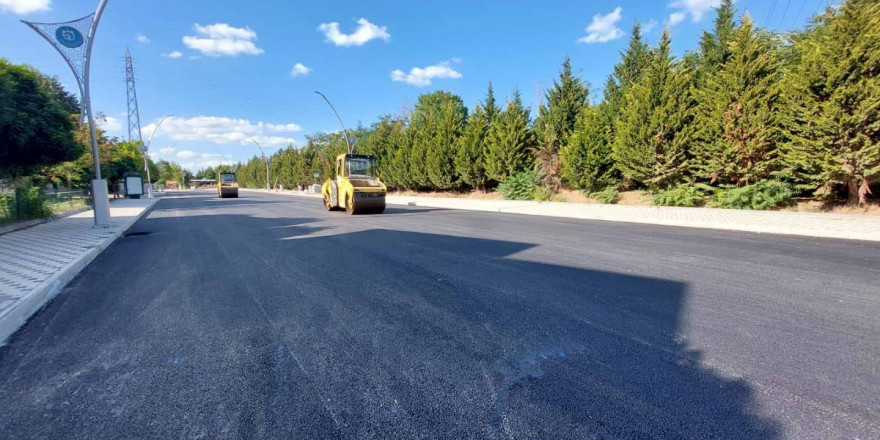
[847,178,860,205]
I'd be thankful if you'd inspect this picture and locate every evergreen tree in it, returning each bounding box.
[604,23,650,111]
[613,29,696,190]
[409,91,467,190]
[601,23,651,159]
[485,89,534,182]
[455,104,489,190]
[484,81,500,124]
[693,14,784,186]
[699,0,737,72]
[535,56,589,189]
[782,0,880,204]
[560,105,616,192]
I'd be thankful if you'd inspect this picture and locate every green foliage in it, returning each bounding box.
[534,57,590,188]
[497,170,541,201]
[652,185,708,207]
[0,59,84,177]
[613,30,696,190]
[713,180,795,210]
[455,104,489,189]
[588,186,619,204]
[412,91,467,190]
[781,0,880,204]
[485,90,534,183]
[693,14,784,186]
[0,178,53,225]
[699,0,737,72]
[560,106,617,192]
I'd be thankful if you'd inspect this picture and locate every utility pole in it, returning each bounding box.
[249,138,270,191]
[126,49,154,197]
[125,48,142,143]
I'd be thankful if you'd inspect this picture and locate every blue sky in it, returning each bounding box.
[1,0,831,170]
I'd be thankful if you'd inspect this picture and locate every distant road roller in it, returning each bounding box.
[218,172,238,198]
[322,153,386,214]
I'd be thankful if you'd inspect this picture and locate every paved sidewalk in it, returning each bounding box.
[247,188,880,242]
[0,197,159,344]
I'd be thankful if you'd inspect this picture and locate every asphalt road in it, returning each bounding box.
[1,191,878,439]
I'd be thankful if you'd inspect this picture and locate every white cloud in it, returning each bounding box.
[668,12,687,25]
[265,123,302,132]
[668,0,722,24]
[141,116,300,147]
[136,33,150,43]
[0,0,50,14]
[390,61,462,87]
[178,153,237,172]
[579,7,625,44]
[159,147,176,155]
[169,151,235,171]
[98,115,122,133]
[318,18,390,47]
[643,19,659,33]
[163,51,183,58]
[290,63,312,77]
[182,23,264,57]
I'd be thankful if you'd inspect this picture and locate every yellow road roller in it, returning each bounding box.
[322,153,386,214]
[218,172,239,198]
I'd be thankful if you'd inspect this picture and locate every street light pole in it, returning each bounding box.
[314,91,353,154]
[23,0,113,225]
[249,138,270,191]
[142,114,172,198]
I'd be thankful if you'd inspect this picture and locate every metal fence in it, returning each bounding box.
[0,188,91,226]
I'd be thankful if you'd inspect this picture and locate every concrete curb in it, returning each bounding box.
[0,198,160,345]
[243,189,880,242]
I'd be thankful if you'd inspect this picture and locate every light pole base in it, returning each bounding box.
[91,179,112,227]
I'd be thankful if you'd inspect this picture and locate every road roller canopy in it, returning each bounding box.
[219,172,236,184]
[336,154,376,179]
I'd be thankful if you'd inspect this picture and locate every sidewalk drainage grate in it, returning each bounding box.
[123,231,152,237]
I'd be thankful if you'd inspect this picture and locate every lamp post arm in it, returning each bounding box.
[314,91,353,154]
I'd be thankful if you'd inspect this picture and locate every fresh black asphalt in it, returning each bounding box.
[1,191,878,439]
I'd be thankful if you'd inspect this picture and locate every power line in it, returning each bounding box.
[765,0,778,27]
[776,0,792,29]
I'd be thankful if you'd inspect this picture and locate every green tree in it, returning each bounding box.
[601,23,651,162]
[782,0,880,204]
[613,29,696,190]
[535,57,590,189]
[693,14,784,186]
[484,82,500,123]
[0,60,84,177]
[409,91,467,190]
[560,105,616,192]
[699,0,737,72]
[455,104,490,190]
[485,89,534,182]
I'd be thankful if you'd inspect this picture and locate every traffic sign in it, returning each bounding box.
[55,26,84,48]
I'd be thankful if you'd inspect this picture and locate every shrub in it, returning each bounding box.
[588,187,619,204]
[498,170,541,201]
[497,170,557,201]
[532,185,555,201]
[713,180,795,210]
[653,185,707,207]
[0,179,53,224]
